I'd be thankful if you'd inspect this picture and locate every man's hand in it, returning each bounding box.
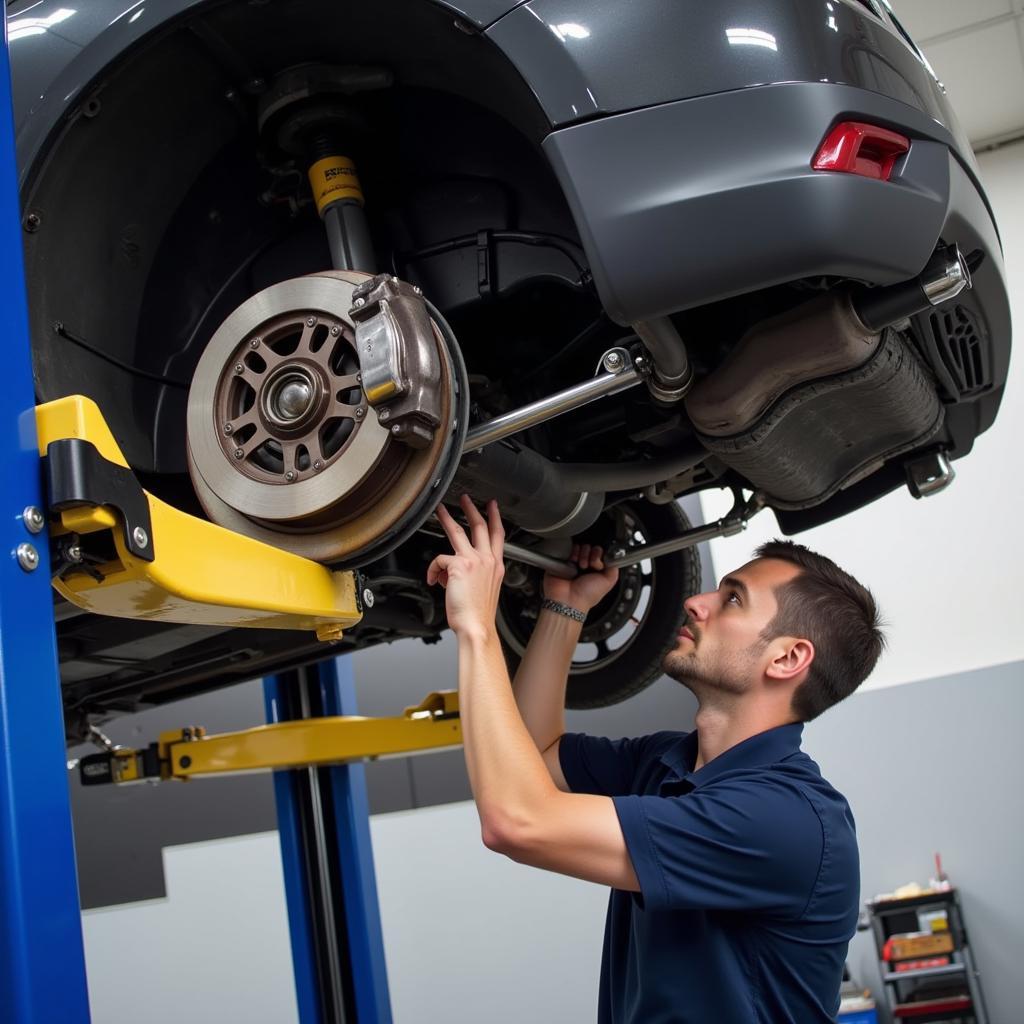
[543,544,619,613]
[427,494,505,638]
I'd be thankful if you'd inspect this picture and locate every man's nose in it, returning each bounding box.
[684,592,712,622]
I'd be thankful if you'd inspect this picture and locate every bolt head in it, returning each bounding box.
[223,423,234,435]
[354,407,365,419]
[412,285,423,295]
[23,506,45,534]
[233,448,244,460]
[602,351,624,372]
[15,543,39,572]
[249,337,261,349]
[306,316,317,327]
[24,212,41,232]
[67,544,83,562]
[234,363,244,375]
[285,470,297,482]
[379,408,390,421]
[362,588,375,608]
[313,460,324,472]
[132,526,149,548]
[391,424,401,435]
[353,297,366,308]
[330,325,341,336]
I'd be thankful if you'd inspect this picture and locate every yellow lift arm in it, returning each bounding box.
[79,690,462,785]
[36,395,362,641]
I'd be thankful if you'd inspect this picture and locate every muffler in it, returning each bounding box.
[684,247,971,510]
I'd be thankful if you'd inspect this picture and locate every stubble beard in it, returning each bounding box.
[662,642,754,699]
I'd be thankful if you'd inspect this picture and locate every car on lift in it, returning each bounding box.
[7,0,1011,739]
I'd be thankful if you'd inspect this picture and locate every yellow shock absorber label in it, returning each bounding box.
[308,156,364,216]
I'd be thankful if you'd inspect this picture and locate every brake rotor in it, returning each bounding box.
[186,270,467,565]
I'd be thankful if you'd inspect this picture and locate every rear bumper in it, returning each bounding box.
[543,81,1001,324]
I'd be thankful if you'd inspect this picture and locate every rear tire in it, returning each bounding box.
[497,500,702,708]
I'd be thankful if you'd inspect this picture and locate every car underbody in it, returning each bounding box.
[9,0,1011,738]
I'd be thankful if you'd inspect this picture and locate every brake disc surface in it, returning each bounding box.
[187,270,465,564]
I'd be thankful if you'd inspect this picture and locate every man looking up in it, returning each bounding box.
[427,494,885,1023]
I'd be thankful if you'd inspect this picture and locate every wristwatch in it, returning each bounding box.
[540,598,586,623]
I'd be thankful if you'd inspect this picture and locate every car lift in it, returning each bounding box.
[0,37,467,1024]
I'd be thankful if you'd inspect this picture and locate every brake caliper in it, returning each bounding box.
[349,274,444,449]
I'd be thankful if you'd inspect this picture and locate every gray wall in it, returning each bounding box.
[805,660,1023,1021]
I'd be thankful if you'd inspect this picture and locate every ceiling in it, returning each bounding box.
[891,0,1024,149]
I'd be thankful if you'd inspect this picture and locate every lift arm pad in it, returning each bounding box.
[37,395,363,638]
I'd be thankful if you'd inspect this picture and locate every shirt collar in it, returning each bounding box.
[659,722,804,788]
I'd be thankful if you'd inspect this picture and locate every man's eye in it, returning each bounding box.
[726,591,741,605]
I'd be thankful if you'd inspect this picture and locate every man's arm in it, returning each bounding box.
[511,545,619,791]
[510,609,579,792]
[427,497,639,892]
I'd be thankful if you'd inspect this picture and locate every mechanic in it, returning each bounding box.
[427,494,886,1023]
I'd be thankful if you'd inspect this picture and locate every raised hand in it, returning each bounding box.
[426,494,506,638]
[543,543,619,614]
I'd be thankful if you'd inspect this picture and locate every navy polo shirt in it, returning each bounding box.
[559,723,859,1024]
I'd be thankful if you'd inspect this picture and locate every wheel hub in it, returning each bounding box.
[264,368,319,428]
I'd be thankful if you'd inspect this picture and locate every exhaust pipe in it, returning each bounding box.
[853,246,972,332]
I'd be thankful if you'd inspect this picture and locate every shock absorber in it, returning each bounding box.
[257,64,392,272]
[306,133,375,272]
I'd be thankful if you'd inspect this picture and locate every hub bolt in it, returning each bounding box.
[234,363,244,375]
[331,325,341,336]
[391,425,401,435]
[233,448,244,460]
[356,373,362,383]
[285,471,297,482]
[379,408,390,422]
[306,316,317,327]
[249,337,261,349]
[67,544,83,562]
[223,424,233,435]
[413,285,423,295]
[313,460,324,472]
[362,588,375,609]
[132,527,149,549]
[353,297,366,308]
[354,408,364,419]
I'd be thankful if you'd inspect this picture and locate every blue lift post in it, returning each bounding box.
[0,28,92,1024]
[266,658,393,1024]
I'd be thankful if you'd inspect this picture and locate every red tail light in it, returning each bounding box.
[812,121,910,181]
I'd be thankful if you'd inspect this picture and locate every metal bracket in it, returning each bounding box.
[45,437,154,560]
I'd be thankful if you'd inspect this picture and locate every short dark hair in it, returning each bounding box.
[754,539,886,721]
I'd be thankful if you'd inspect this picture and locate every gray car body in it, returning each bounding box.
[7,0,1010,417]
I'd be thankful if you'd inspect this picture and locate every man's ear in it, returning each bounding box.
[765,638,815,683]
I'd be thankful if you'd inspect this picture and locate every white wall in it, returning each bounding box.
[700,142,1023,692]
[81,833,300,1024]
[372,801,607,1024]
[81,808,610,1024]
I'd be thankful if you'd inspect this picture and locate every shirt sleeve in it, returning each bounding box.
[612,775,825,916]
[559,731,681,797]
